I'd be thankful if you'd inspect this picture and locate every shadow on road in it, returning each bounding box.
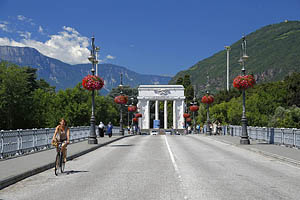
[64,170,89,175]
[108,144,134,147]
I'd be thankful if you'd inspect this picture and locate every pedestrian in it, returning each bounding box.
[196,124,200,134]
[51,118,70,163]
[98,122,105,137]
[107,122,113,137]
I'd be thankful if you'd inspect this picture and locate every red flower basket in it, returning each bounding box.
[128,105,137,112]
[189,105,199,112]
[135,113,142,118]
[233,75,256,90]
[114,95,128,104]
[133,117,138,123]
[201,95,214,104]
[82,75,104,91]
[183,113,190,118]
[186,118,192,122]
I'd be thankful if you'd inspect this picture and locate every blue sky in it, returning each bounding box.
[0,0,299,76]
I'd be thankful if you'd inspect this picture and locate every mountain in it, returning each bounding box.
[0,46,172,94]
[169,20,300,95]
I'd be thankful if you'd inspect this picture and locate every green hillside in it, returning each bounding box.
[170,21,300,95]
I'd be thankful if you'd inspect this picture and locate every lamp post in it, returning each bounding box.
[87,36,98,144]
[225,46,231,91]
[239,36,250,145]
[205,91,211,135]
[189,86,199,134]
[119,73,124,136]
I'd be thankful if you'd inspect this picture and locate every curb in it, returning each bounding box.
[0,135,133,190]
[209,136,300,167]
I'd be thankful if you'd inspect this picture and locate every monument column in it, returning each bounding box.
[155,100,159,120]
[173,100,176,129]
[164,100,168,129]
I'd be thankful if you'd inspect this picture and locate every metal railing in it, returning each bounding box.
[225,125,300,148]
[0,126,127,159]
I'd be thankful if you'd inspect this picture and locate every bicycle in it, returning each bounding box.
[54,142,65,176]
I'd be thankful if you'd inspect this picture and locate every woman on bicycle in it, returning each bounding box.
[51,118,70,163]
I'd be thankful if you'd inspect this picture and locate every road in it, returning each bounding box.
[1,135,300,200]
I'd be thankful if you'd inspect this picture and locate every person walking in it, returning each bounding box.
[98,122,105,137]
[107,122,113,137]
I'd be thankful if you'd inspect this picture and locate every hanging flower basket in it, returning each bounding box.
[128,105,137,112]
[114,95,128,104]
[186,118,192,123]
[233,75,256,90]
[183,113,190,118]
[135,113,142,118]
[133,117,138,123]
[201,95,214,104]
[189,105,199,112]
[82,75,104,91]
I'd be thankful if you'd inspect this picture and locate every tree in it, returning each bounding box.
[285,72,300,107]
[0,62,33,129]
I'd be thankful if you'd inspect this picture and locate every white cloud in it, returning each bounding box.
[0,37,25,47]
[0,24,9,32]
[38,26,44,34]
[18,31,31,39]
[106,54,115,60]
[17,15,35,25]
[0,26,91,64]
[17,15,26,21]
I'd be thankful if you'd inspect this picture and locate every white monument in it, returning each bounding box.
[137,85,185,132]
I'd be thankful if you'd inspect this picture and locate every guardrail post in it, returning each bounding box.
[33,128,38,151]
[17,129,21,155]
[281,128,284,145]
[293,128,296,147]
[0,130,3,159]
[270,128,274,144]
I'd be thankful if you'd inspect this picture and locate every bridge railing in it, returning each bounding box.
[0,126,127,159]
[224,125,300,148]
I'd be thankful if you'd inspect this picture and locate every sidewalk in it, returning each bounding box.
[0,135,131,190]
[207,135,300,166]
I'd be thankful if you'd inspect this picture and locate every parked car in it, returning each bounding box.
[150,130,158,135]
[165,129,173,135]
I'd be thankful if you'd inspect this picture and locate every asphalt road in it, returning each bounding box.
[1,135,300,200]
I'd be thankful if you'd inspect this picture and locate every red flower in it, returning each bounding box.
[135,113,142,118]
[183,113,190,118]
[233,75,256,90]
[189,105,199,112]
[133,117,138,123]
[114,95,128,104]
[128,106,137,112]
[201,95,214,104]
[82,75,104,91]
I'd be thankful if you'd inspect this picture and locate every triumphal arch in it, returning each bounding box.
[137,85,185,132]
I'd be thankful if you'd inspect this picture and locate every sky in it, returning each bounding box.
[0,0,299,76]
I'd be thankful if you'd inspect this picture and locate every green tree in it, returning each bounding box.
[0,62,33,129]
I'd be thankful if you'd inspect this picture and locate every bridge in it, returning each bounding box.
[1,127,300,200]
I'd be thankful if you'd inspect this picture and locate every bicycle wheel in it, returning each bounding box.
[60,152,65,173]
[55,153,60,176]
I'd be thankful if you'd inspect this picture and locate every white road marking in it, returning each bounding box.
[164,135,179,173]
[164,135,189,200]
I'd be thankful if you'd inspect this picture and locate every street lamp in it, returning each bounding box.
[225,46,231,91]
[201,73,214,135]
[114,73,129,136]
[189,87,199,134]
[238,36,250,144]
[88,36,98,144]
